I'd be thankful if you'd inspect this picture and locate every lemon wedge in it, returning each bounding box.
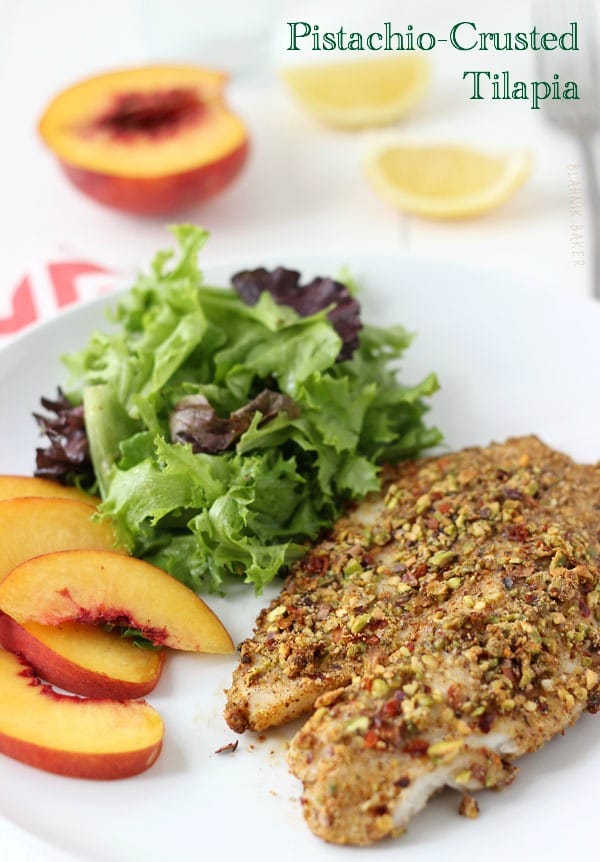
[281,57,430,129]
[363,142,532,218]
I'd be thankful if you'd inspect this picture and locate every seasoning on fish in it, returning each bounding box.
[225,436,600,844]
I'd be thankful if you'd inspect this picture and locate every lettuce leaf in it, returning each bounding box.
[55,226,441,593]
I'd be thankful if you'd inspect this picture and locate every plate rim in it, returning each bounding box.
[1,251,595,360]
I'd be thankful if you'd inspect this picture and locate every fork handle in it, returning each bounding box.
[579,134,600,298]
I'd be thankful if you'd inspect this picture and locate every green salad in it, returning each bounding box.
[35,226,441,593]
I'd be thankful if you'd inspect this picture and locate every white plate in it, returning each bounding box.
[0,256,598,862]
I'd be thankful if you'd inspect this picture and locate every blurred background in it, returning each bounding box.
[0,0,594,313]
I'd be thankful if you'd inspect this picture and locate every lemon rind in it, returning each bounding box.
[282,58,431,129]
[362,145,533,219]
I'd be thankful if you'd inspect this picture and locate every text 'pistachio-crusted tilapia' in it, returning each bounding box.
[225,436,600,844]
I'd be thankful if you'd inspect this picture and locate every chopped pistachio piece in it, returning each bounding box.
[343,558,363,577]
[454,770,472,786]
[458,794,480,819]
[371,678,391,698]
[402,681,419,696]
[266,604,287,622]
[416,493,431,514]
[346,715,370,733]
[429,550,457,568]
[427,739,463,762]
[347,641,367,658]
[350,613,371,634]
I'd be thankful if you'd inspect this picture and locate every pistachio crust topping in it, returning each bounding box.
[226,436,600,845]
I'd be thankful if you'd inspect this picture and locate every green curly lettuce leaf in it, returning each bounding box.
[57,226,441,593]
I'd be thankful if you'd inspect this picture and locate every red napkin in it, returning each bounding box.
[0,260,116,340]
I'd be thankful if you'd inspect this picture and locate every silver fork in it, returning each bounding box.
[533,0,600,297]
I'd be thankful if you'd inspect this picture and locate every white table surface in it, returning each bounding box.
[0,0,595,308]
[0,0,597,858]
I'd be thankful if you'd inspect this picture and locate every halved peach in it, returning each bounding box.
[0,474,99,505]
[0,612,164,699]
[0,549,234,653]
[0,497,123,584]
[0,647,163,779]
[39,65,249,214]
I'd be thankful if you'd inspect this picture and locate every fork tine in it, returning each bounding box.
[567,0,600,108]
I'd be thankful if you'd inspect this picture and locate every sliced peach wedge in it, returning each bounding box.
[39,65,249,214]
[0,549,234,654]
[0,647,163,779]
[0,475,99,505]
[0,497,123,585]
[0,612,164,699]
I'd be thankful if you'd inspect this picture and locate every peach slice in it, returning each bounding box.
[39,65,249,214]
[0,549,234,653]
[0,474,99,505]
[0,497,123,584]
[0,612,164,699]
[0,647,163,779]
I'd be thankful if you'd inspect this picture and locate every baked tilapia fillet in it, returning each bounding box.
[225,436,600,740]
[288,575,599,845]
